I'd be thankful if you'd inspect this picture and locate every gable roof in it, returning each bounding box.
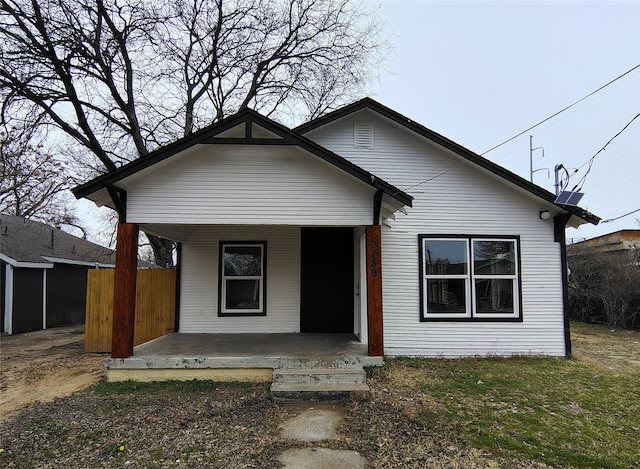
[72,108,413,208]
[295,98,600,226]
[0,214,115,267]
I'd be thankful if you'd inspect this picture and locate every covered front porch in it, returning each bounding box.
[104,332,383,386]
[108,223,388,360]
[72,110,414,377]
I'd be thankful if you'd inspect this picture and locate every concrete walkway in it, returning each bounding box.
[277,403,367,469]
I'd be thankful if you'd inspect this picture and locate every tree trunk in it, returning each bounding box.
[146,233,175,268]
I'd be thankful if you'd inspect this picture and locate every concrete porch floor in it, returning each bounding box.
[103,333,383,382]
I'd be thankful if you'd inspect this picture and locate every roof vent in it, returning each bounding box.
[354,122,374,149]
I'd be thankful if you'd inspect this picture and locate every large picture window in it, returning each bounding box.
[419,236,521,321]
[218,241,266,316]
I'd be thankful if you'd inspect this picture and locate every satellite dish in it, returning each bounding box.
[555,190,584,206]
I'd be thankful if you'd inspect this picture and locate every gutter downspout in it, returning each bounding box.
[554,213,573,358]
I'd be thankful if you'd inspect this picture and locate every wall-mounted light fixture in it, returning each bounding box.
[539,210,551,220]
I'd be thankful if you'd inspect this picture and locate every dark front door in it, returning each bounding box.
[300,227,354,333]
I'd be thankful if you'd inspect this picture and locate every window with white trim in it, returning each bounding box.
[218,242,266,316]
[419,236,521,321]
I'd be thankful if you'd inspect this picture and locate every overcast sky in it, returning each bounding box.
[366,0,640,242]
[78,0,638,245]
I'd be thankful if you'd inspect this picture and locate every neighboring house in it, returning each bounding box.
[567,230,640,256]
[72,98,599,359]
[1,214,116,334]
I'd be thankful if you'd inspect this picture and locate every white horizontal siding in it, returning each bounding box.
[179,225,300,333]
[121,144,374,226]
[306,111,567,357]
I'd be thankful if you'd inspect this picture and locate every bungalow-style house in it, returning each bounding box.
[72,98,599,372]
[1,214,116,334]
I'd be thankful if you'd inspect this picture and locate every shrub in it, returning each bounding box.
[568,249,640,330]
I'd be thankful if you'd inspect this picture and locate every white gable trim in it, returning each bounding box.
[0,253,53,269]
[41,257,115,268]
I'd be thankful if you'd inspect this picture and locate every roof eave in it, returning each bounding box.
[0,252,54,269]
[297,98,598,226]
[72,109,262,200]
[72,107,413,208]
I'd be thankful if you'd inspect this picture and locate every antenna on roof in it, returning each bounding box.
[529,136,549,182]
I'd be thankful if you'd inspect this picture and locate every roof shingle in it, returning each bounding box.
[0,214,116,266]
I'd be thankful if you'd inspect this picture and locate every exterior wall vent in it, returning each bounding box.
[354,122,374,149]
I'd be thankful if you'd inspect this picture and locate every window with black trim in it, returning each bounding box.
[419,235,521,321]
[218,241,266,316]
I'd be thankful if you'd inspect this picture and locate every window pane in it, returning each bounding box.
[225,279,260,309]
[224,246,262,276]
[475,279,514,313]
[423,240,468,275]
[426,279,467,313]
[473,240,515,275]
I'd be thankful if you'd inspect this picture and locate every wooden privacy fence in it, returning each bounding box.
[85,268,176,353]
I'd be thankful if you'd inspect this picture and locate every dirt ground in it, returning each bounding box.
[570,323,640,374]
[0,325,106,422]
[1,323,638,424]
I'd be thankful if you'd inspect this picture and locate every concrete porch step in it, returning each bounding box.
[270,382,370,402]
[270,367,369,402]
[272,367,367,385]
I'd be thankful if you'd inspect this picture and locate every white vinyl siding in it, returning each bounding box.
[120,144,374,226]
[305,110,567,357]
[179,226,300,333]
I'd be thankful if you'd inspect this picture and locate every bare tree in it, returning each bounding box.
[0,0,385,265]
[0,124,87,235]
[568,247,640,330]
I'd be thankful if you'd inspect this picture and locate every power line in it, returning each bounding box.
[399,65,640,194]
[481,64,640,156]
[570,113,640,192]
[401,112,639,195]
[400,163,465,192]
[601,208,640,223]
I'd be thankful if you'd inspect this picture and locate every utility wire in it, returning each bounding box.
[570,113,640,192]
[481,64,640,156]
[601,208,640,223]
[399,65,640,195]
[399,164,464,192]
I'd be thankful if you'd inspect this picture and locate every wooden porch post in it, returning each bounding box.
[111,222,139,358]
[366,224,384,356]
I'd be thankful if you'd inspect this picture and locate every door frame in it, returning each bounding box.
[300,227,358,334]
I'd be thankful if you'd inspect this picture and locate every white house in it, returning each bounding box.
[73,98,599,361]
